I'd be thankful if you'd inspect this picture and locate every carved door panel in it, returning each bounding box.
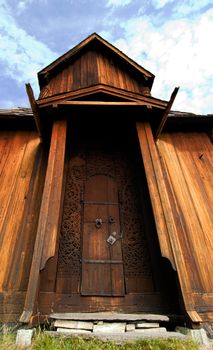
[81,175,125,296]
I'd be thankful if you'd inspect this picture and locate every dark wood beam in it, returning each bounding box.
[155,87,179,139]
[26,84,43,141]
[57,101,146,106]
[39,100,165,110]
[37,84,168,108]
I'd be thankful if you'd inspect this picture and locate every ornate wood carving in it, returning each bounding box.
[57,155,85,280]
[57,144,152,292]
[115,155,152,279]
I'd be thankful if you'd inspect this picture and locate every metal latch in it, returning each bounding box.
[107,231,117,245]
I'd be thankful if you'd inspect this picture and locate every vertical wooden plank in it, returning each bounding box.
[0,133,12,177]
[0,132,39,291]
[136,122,175,268]
[136,123,209,321]
[20,119,67,323]
[96,50,102,84]
[81,175,124,296]
[158,132,213,292]
[40,120,67,268]
[4,144,47,291]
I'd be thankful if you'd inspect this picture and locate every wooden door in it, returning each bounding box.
[81,175,125,296]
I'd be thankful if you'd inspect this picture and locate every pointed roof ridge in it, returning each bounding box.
[38,32,154,88]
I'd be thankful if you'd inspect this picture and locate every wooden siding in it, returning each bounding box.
[0,130,46,321]
[136,122,175,269]
[20,120,67,323]
[157,132,213,321]
[39,48,146,99]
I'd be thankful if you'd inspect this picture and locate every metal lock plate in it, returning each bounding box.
[107,235,117,245]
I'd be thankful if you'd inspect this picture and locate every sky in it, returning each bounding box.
[0,0,213,114]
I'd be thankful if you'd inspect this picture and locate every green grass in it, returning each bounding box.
[32,333,200,350]
[0,328,201,350]
[0,331,17,350]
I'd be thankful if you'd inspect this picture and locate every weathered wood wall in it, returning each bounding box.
[39,47,147,99]
[0,129,46,322]
[157,131,213,321]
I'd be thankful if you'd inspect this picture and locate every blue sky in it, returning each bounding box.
[0,0,213,114]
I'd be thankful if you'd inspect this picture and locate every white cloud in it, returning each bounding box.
[16,0,47,14]
[17,0,33,13]
[0,1,57,98]
[112,8,213,114]
[151,0,212,13]
[151,0,174,9]
[106,0,132,8]
[173,0,213,16]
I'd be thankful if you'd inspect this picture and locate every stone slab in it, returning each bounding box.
[54,320,93,330]
[16,329,34,347]
[135,327,167,333]
[136,322,159,329]
[188,329,210,347]
[126,324,136,332]
[57,328,92,334]
[93,322,126,333]
[46,330,186,342]
[50,312,169,322]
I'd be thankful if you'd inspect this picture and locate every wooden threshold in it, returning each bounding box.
[38,292,175,315]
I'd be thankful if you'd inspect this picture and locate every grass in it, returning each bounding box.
[0,330,17,350]
[0,327,201,350]
[32,333,200,350]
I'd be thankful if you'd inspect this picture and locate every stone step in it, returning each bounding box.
[50,312,169,322]
[57,328,91,334]
[136,322,160,329]
[134,327,167,333]
[93,322,126,333]
[54,320,166,335]
[46,330,186,342]
[54,320,93,330]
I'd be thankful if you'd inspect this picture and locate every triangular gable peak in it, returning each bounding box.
[38,33,154,101]
[26,34,178,142]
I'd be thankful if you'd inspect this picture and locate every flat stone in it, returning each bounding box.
[188,329,210,347]
[136,322,159,329]
[54,320,93,330]
[50,312,169,322]
[135,327,167,333]
[57,328,92,334]
[46,330,186,342]
[16,329,35,347]
[93,322,126,333]
[126,324,136,332]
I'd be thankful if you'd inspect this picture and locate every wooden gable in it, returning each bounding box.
[26,33,178,142]
[38,33,154,100]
